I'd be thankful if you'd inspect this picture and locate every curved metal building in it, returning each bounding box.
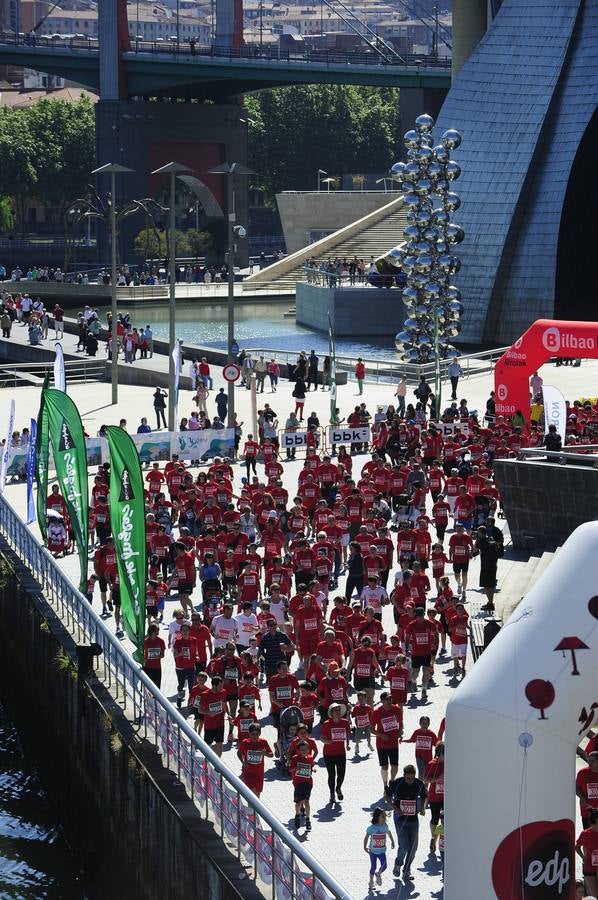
[436,0,598,344]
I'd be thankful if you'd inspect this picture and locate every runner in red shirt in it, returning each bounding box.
[347,635,382,706]
[371,693,403,789]
[172,623,198,706]
[268,660,300,728]
[171,542,196,617]
[577,753,598,827]
[351,691,374,754]
[385,654,410,706]
[406,716,438,779]
[293,594,324,671]
[404,607,437,700]
[143,624,166,688]
[320,704,351,803]
[425,743,445,851]
[188,672,209,735]
[448,602,469,677]
[448,523,473,596]
[237,724,273,798]
[200,676,228,756]
[576,810,598,897]
[243,435,260,478]
[289,741,317,832]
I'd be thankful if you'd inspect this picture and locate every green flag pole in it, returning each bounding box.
[44,388,89,591]
[106,426,147,663]
[35,372,50,541]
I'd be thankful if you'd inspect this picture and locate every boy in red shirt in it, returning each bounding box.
[238,723,273,798]
[188,671,209,735]
[371,692,403,790]
[351,689,374,754]
[289,740,317,832]
[230,701,258,744]
[386,653,410,706]
[200,675,228,756]
[406,715,438,779]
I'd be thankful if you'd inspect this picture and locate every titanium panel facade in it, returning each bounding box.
[434,0,592,344]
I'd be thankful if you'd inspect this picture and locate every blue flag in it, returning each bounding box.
[26,417,37,524]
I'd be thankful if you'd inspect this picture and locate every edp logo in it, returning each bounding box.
[492,819,574,899]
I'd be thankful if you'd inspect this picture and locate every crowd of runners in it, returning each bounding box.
[43,374,598,894]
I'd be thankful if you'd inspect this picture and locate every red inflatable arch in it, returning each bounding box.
[494,318,598,421]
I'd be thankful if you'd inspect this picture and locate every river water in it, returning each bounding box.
[0,703,84,899]
[95,301,400,358]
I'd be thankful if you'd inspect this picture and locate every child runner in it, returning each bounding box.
[364,807,395,890]
[288,739,316,832]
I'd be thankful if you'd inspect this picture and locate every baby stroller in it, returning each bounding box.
[202,581,224,626]
[275,705,303,773]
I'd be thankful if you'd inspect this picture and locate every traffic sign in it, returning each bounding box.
[222,363,241,382]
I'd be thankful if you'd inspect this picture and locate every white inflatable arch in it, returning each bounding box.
[445,522,598,899]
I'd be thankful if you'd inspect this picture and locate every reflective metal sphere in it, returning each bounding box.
[433,145,449,163]
[390,161,405,176]
[442,129,462,150]
[402,286,419,304]
[396,331,412,346]
[445,161,462,181]
[437,254,453,274]
[432,209,450,226]
[403,317,419,331]
[404,192,421,207]
[444,192,461,212]
[423,226,439,243]
[445,224,465,244]
[414,145,433,164]
[403,129,421,149]
[446,286,462,303]
[415,253,433,274]
[435,240,449,255]
[427,162,443,180]
[414,178,433,195]
[415,113,435,133]
[403,224,421,240]
[402,255,417,274]
[415,209,433,227]
[423,281,442,300]
[448,299,464,315]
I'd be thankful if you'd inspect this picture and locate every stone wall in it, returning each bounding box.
[296,282,404,336]
[0,545,260,900]
[493,458,598,548]
[277,192,394,255]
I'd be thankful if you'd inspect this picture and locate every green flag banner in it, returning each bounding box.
[35,372,50,541]
[106,426,146,663]
[44,388,89,591]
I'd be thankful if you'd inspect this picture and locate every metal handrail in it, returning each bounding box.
[518,447,598,464]
[245,344,510,385]
[0,493,350,900]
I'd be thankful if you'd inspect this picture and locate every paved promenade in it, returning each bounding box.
[2,356,594,898]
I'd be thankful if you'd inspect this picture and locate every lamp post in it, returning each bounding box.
[317,168,327,192]
[92,163,134,406]
[207,162,256,430]
[151,162,192,431]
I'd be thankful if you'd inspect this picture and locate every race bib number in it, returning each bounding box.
[331,687,344,700]
[180,647,191,660]
[147,647,161,659]
[355,715,370,727]
[303,618,317,631]
[209,701,223,714]
[247,750,263,765]
[224,667,238,681]
[239,719,252,732]
[399,799,416,816]
[372,833,386,850]
[416,735,432,750]
[356,663,370,676]
[382,716,398,733]
[587,783,598,799]
[391,677,406,692]
[295,763,311,779]
[331,727,346,742]
[435,779,444,796]
[276,686,291,699]
[591,849,598,868]
[415,633,428,646]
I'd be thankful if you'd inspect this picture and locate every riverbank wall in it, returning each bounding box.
[0,544,260,900]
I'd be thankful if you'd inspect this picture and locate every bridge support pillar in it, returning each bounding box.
[400,87,447,145]
[452,0,487,80]
[95,99,248,267]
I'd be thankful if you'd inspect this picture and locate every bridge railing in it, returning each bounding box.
[0,493,350,900]
[0,30,450,70]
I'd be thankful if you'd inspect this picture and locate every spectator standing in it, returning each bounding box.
[307,351,319,391]
[199,357,213,389]
[153,388,167,429]
[395,376,407,416]
[216,388,228,422]
[355,358,365,395]
[255,355,267,393]
[144,325,153,357]
[447,358,463,400]
[53,303,64,338]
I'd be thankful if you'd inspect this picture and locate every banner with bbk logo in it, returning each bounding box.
[106,426,146,663]
[44,388,89,591]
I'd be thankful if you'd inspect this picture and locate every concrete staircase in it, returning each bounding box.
[243,195,408,292]
[494,548,558,623]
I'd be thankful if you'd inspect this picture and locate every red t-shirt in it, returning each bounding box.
[408,728,438,762]
[405,619,437,656]
[320,718,350,756]
[372,704,403,747]
[289,752,316,785]
[576,827,598,872]
[143,636,165,669]
[351,703,373,729]
[425,758,444,803]
[448,533,473,562]
[352,647,378,679]
[172,636,198,669]
[385,664,409,704]
[577,767,598,818]
[239,737,272,775]
[268,673,299,711]
[200,688,228,729]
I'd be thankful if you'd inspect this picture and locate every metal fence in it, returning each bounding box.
[246,344,510,385]
[0,359,106,388]
[0,493,350,900]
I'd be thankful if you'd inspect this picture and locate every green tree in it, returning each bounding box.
[0,108,37,232]
[134,227,166,261]
[0,197,14,234]
[186,228,213,261]
[245,85,400,199]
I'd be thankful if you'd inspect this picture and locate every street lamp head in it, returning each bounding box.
[150,161,193,176]
[234,225,247,238]
[206,162,257,177]
[92,163,135,175]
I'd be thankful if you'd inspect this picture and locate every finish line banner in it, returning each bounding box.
[176,429,235,461]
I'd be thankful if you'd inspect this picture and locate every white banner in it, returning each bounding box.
[327,425,370,445]
[437,421,470,438]
[542,384,567,440]
[176,429,235,461]
[0,398,15,492]
[53,343,66,392]
[131,432,173,463]
[280,431,308,449]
